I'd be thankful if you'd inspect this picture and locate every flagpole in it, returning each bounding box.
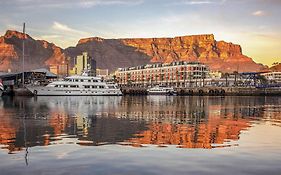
[22,22,25,87]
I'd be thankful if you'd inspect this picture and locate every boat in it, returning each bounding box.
[0,79,3,97]
[147,85,176,95]
[26,74,122,96]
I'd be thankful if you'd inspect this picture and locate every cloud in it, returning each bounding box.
[40,35,61,39]
[6,0,143,9]
[252,10,266,16]
[187,1,213,4]
[79,0,143,8]
[171,0,226,5]
[52,21,90,36]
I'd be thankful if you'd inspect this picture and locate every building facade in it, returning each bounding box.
[261,71,281,84]
[70,52,96,76]
[96,69,109,78]
[49,64,69,77]
[115,61,209,87]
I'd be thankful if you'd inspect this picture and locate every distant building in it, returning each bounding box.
[70,52,96,76]
[115,61,209,87]
[209,71,222,79]
[96,69,109,78]
[49,64,69,77]
[261,71,281,84]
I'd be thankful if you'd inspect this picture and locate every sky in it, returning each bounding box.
[0,0,280,66]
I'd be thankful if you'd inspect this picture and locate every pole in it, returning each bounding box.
[22,22,25,87]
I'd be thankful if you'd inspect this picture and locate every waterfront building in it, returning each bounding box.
[115,61,209,87]
[261,71,281,84]
[96,69,109,78]
[0,69,57,87]
[70,52,96,76]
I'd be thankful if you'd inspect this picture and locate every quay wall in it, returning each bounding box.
[3,87,281,96]
[121,87,281,96]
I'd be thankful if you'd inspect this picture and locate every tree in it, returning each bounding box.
[257,74,268,86]
[233,71,239,87]
[223,73,229,87]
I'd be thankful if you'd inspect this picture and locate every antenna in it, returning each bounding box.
[22,23,25,87]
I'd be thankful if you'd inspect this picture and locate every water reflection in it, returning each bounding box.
[0,96,280,153]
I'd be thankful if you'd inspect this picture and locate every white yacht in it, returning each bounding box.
[27,75,122,96]
[147,85,176,95]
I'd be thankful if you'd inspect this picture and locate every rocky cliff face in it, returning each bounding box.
[64,38,151,71]
[0,30,66,72]
[120,34,264,72]
[0,30,265,73]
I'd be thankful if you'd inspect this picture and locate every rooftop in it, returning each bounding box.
[117,61,206,72]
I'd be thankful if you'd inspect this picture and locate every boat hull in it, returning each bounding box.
[147,86,176,96]
[27,86,122,96]
[148,91,176,95]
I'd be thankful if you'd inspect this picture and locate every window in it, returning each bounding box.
[88,80,91,82]
[84,85,90,89]
[70,85,78,88]
[81,79,84,82]
[92,86,97,89]
[63,85,68,88]
[75,79,79,82]
[99,86,105,89]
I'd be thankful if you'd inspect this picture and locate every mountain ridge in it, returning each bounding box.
[0,30,266,73]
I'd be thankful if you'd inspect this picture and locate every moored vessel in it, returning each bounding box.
[147,85,176,95]
[26,75,122,96]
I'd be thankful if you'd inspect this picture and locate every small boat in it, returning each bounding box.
[26,73,122,96]
[0,79,4,97]
[147,85,176,95]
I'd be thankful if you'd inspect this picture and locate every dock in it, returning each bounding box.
[1,86,280,97]
[121,87,281,96]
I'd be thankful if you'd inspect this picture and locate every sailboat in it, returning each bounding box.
[13,23,31,96]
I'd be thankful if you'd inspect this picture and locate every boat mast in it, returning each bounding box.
[22,22,25,87]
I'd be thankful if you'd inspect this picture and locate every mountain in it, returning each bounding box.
[0,30,66,72]
[0,30,265,73]
[64,37,151,71]
[66,34,265,72]
[270,63,281,71]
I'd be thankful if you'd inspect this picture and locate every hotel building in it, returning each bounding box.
[115,61,209,87]
[261,71,281,84]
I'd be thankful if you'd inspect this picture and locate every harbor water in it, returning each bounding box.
[0,96,281,175]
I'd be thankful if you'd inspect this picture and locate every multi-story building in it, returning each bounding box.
[115,61,209,87]
[49,64,69,77]
[70,52,96,76]
[261,71,281,84]
[96,69,109,78]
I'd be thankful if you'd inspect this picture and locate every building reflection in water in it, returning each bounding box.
[0,96,280,153]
